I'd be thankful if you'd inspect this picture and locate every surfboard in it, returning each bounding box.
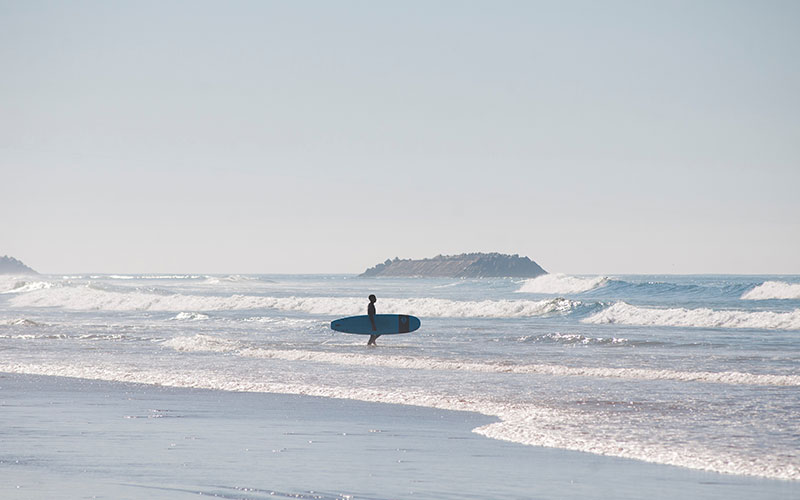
[330,314,421,335]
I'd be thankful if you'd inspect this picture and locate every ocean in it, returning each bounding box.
[1,273,798,483]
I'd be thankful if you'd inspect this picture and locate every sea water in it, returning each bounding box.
[1,273,798,481]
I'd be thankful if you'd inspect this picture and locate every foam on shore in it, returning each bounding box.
[161,336,800,387]
[1,362,796,482]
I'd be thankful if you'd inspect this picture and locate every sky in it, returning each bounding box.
[2,0,799,274]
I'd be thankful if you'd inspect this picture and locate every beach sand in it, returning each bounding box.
[0,373,795,500]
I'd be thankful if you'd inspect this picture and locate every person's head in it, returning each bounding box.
[368,294,376,303]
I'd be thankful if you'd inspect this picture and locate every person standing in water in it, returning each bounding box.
[367,294,380,346]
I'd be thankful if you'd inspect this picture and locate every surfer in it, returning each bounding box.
[367,294,380,346]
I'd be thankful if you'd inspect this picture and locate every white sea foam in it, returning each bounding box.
[93,275,203,280]
[0,330,144,341]
[1,280,55,294]
[0,333,64,340]
[170,312,210,321]
[8,286,579,318]
[163,334,240,352]
[0,276,22,293]
[140,275,203,279]
[0,361,795,481]
[242,316,321,328]
[473,406,800,481]
[519,332,628,346]
[741,281,800,300]
[161,336,800,386]
[517,274,608,294]
[2,318,45,327]
[584,302,800,331]
[202,275,258,285]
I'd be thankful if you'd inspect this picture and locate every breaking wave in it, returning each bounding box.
[741,281,800,300]
[8,285,579,318]
[517,274,609,294]
[584,302,800,330]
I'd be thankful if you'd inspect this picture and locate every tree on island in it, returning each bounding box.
[360,253,546,278]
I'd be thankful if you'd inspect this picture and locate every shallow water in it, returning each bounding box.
[1,273,798,481]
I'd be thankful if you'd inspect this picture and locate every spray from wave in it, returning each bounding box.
[741,281,800,300]
[517,274,608,294]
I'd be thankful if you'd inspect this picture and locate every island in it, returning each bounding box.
[0,255,38,275]
[360,253,547,278]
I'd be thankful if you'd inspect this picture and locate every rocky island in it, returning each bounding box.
[360,253,547,278]
[0,256,38,275]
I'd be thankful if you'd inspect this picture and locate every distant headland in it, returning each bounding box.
[360,253,547,278]
[0,256,38,275]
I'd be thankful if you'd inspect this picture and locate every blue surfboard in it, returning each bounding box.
[330,314,421,335]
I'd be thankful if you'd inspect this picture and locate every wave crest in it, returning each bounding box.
[584,302,800,330]
[9,285,580,318]
[741,281,800,300]
[517,274,608,294]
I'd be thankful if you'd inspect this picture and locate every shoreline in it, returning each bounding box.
[1,372,797,500]
[2,360,797,481]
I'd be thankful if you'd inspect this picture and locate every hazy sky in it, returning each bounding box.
[2,1,799,274]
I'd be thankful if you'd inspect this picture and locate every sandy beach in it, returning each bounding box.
[1,373,795,500]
